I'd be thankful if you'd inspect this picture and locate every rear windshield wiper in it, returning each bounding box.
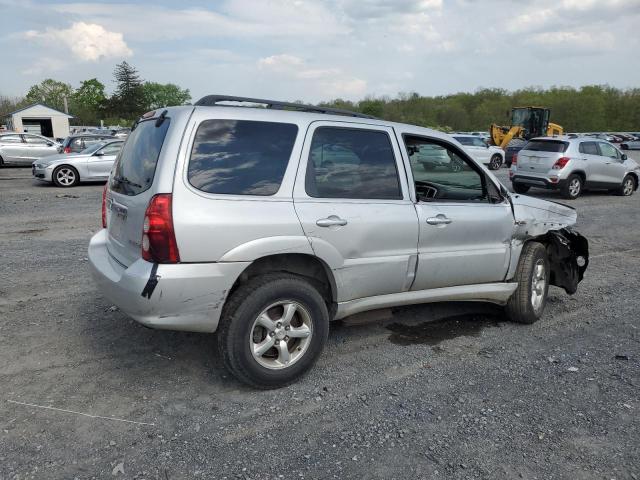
[113,175,142,189]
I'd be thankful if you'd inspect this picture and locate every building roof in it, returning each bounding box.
[6,103,74,118]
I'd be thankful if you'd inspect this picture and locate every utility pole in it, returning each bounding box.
[63,96,69,114]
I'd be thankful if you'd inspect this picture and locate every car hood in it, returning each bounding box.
[34,153,88,166]
[510,194,577,236]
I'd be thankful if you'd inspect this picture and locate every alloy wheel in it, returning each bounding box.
[56,167,76,186]
[568,178,581,197]
[623,178,634,196]
[249,301,313,369]
[530,260,547,313]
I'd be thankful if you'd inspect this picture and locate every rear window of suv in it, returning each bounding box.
[523,140,569,153]
[188,120,298,196]
[110,118,170,196]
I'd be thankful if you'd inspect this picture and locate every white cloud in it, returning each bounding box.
[257,54,367,98]
[258,54,304,70]
[530,31,616,55]
[24,22,131,61]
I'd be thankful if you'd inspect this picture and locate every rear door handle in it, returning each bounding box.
[426,214,452,226]
[316,215,347,227]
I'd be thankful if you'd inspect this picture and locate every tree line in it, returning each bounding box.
[321,86,640,132]
[2,63,638,132]
[0,62,191,127]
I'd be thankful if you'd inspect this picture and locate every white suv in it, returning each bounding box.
[452,134,504,170]
[89,96,589,388]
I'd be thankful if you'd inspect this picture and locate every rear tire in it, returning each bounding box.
[505,242,549,324]
[512,183,530,194]
[617,174,636,196]
[560,174,582,199]
[217,273,329,389]
[53,165,79,187]
[489,154,502,170]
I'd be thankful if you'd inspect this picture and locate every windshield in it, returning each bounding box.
[524,140,569,153]
[511,108,530,127]
[80,142,106,155]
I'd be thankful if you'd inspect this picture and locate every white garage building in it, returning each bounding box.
[5,103,73,140]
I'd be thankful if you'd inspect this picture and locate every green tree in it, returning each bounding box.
[142,82,191,109]
[24,79,73,111]
[72,78,107,125]
[110,61,145,120]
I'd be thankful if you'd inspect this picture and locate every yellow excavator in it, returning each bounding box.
[490,106,563,149]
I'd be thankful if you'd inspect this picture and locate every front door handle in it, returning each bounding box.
[316,215,347,227]
[426,214,452,226]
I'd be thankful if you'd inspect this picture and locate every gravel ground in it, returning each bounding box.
[0,161,639,480]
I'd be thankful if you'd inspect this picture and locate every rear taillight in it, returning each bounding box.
[512,153,517,165]
[63,147,71,154]
[552,157,570,170]
[101,183,108,228]
[142,194,180,264]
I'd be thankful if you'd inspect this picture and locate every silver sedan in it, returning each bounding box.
[32,140,124,187]
[0,133,60,165]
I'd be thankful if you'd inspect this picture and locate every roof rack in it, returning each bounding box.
[194,95,375,119]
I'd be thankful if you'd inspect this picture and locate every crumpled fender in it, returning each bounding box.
[545,228,589,294]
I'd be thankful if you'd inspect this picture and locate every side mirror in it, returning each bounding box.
[621,153,627,161]
[485,143,490,148]
[46,142,54,147]
[94,151,104,157]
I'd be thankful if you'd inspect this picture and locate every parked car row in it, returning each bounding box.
[33,139,124,187]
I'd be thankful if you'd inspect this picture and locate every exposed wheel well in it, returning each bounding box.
[228,253,337,313]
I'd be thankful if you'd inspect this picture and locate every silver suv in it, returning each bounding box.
[510,136,639,199]
[89,96,589,388]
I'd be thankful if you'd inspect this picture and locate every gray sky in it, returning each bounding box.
[1,0,639,103]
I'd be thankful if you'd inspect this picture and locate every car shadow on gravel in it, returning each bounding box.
[331,301,506,348]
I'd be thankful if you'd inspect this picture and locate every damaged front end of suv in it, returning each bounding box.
[510,194,589,294]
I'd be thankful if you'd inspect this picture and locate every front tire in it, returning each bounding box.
[617,174,636,196]
[217,273,329,389]
[489,154,502,170]
[560,174,582,199]
[505,242,549,324]
[53,165,79,187]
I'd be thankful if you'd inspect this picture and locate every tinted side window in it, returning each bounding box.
[453,136,473,146]
[598,142,617,158]
[405,136,489,203]
[110,119,170,196]
[305,127,401,200]
[99,143,123,155]
[24,135,48,144]
[579,142,599,155]
[188,120,297,196]
[0,135,23,144]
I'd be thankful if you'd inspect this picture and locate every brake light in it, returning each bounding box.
[64,147,71,154]
[512,153,517,165]
[142,194,180,264]
[552,157,570,170]
[101,183,108,228]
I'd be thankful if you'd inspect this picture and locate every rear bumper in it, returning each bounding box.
[88,229,250,333]
[511,174,568,190]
